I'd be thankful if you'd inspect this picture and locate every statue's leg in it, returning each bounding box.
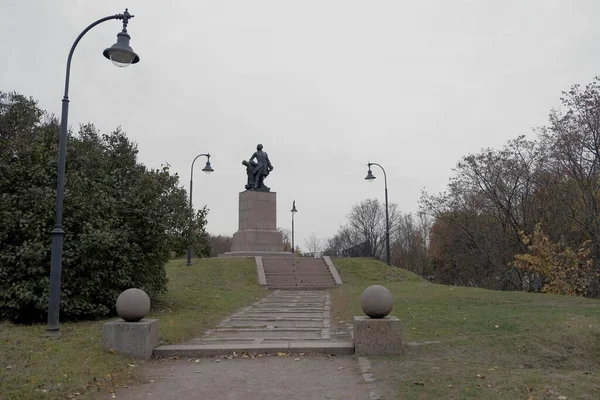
[254,172,260,189]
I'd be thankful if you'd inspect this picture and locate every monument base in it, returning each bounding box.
[102,318,159,360]
[231,228,283,253]
[353,316,403,356]
[220,190,286,256]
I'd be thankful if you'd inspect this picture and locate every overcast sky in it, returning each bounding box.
[1,0,598,250]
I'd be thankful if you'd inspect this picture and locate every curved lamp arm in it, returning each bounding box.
[63,11,133,99]
[190,153,211,181]
[368,162,387,190]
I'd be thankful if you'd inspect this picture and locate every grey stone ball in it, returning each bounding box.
[361,285,394,318]
[116,288,151,322]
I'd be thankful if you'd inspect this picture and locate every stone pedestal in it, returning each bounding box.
[219,191,291,257]
[353,316,403,356]
[102,319,159,359]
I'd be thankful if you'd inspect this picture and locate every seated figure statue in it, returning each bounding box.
[242,144,273,191]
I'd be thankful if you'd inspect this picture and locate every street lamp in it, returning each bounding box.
[291,201,298,254]
[186,153,213,266]
[47,9,140,336]
[365,162,391,266]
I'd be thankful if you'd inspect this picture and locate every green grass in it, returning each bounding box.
[0,258,267,400]
[331,258,600,399]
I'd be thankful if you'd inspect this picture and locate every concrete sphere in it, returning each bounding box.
[361,285,393,318]
[116,288,151,322]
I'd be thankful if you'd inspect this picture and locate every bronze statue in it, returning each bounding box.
[242,144,273,191]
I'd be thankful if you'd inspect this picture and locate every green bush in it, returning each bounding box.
[0,92,203,322]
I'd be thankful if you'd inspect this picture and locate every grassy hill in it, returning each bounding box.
[331,257,600,399]
[0,258,267,400]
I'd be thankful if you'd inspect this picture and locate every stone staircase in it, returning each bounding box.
[261,257,341,289]
[153,290,354,357]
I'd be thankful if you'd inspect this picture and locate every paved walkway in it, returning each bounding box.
[111,355,377,400]
[108,291,391,399]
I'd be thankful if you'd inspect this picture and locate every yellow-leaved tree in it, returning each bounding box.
[512,223,596,296]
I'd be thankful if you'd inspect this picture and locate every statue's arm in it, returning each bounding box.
[249,152,257,162]
[266,153,273,170]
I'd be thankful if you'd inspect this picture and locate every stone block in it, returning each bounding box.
[238,190,277,231]
[102,319,159,360]
[232,229,283,252]
[353,316,403,356]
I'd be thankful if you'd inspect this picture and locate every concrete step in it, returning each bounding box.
[265,278,335,284]
[220,320,324,328]
[265,276,331,280]
[265,283,335,287]
[191,330,323,340]
[263,270,332,274]
[153,341,355,358]
[230,314,323,325]
[269,285,335,290]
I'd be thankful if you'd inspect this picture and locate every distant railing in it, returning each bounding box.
[300,252,321,258]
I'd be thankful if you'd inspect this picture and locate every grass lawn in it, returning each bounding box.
[0,257,267,400]
[331,258,600,400]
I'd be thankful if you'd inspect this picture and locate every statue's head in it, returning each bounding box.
[257,144,263,151]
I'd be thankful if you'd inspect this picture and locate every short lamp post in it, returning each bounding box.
[186,153,213,266]
[291,201,298,253]
[365,162,391,266]
[47,9,140,336]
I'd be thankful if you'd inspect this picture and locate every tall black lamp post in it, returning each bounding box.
[47,9,140,336]
[291,201,298,253]
[186,153,213,266]
[365,162,391,266]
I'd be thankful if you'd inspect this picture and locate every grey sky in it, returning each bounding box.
[1,0,598,250]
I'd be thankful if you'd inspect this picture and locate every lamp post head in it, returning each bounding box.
[202,154,214,174]
[103,9,140,67]
[291,200,298,213]
[365,167,376,181]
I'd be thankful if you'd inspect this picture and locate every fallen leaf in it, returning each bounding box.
[337,367,344,371]
[111,394,116,399]
[414,382,425,386]
[128,364,137,367]
[194,359,200,363]
[294,358,301,361]
[277,352,287,357]
[476,374,485,379]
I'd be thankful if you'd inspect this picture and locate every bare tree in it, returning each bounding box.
[209,235,232,256]
[304,234,323,256]
[392,212,432,275]
[325,199,399,260]
[279,228,292,252]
